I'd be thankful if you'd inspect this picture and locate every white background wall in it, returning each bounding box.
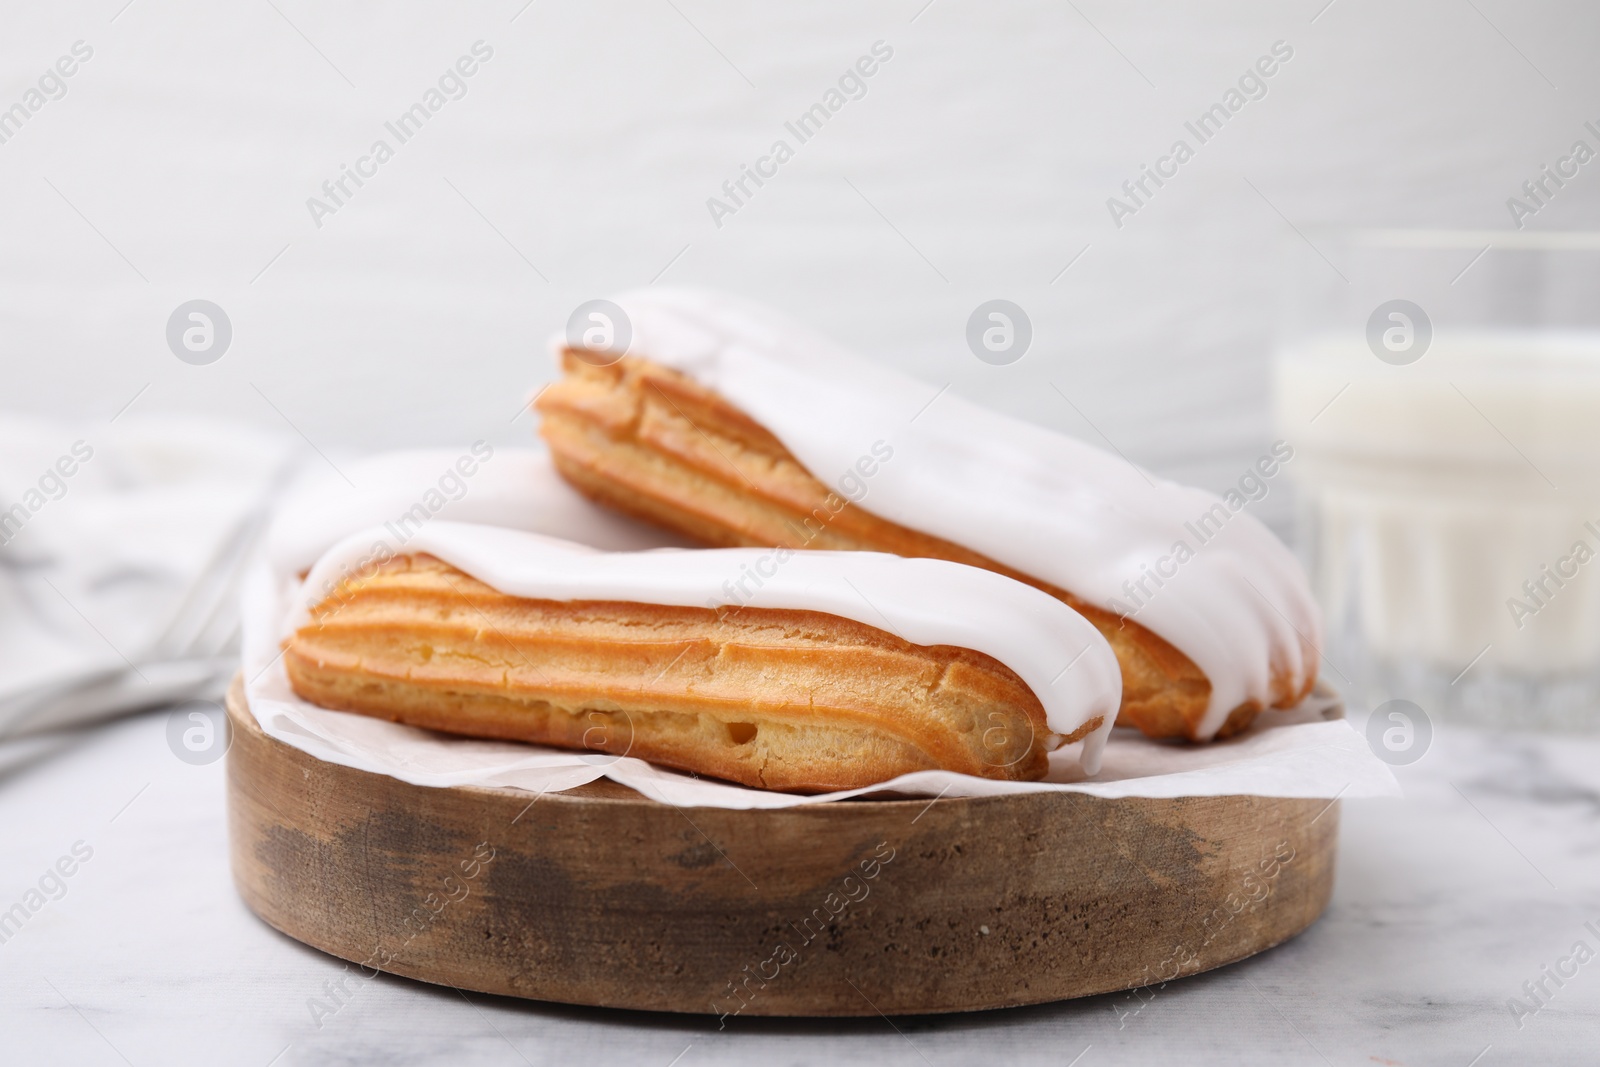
[3,0,1597,527]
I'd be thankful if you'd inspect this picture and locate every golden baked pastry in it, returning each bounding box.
[283,554,1096,792]
[536,351,1315,741]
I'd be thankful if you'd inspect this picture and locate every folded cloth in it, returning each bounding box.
[0,414,303,740]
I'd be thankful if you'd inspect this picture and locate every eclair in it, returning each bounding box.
[282,524,1121,792]
[535,289,1322,742]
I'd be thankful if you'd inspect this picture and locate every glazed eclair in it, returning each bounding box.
[282,524,1121,792]
[535,289,1322,742]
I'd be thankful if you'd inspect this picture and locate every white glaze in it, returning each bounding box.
[554,288,1321,737]
[293,521,1123,773]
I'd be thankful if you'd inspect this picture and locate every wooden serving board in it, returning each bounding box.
[225,676,1337,1017]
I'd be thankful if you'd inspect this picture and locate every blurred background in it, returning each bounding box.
[7,0,1600,728]
[2,0,1594,481]
[5,2,1600,1062]
[3,4,1600,1062]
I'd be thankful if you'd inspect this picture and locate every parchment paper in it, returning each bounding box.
[241,447,1399,808]
[242,564,1399,809]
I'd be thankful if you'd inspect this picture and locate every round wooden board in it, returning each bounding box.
[225,676,1338,1017]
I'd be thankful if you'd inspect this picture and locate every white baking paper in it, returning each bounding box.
[242,446,1400,808]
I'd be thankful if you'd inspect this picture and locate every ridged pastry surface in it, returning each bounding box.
[537,340,1315,741]
[285,554,1095,792]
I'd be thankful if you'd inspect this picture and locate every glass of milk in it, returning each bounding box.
[1273,231,1600,730]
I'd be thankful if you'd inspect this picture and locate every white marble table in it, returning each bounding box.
[1,706,1594,1066]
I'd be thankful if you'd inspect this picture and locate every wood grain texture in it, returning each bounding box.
[226,675,1338,1017]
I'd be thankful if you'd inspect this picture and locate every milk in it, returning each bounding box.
[1275,331,1600,726]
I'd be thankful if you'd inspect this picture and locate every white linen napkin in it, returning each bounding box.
[0,414,303,740]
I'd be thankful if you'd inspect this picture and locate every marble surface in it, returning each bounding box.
[1,705,1596,1066]
[5,3,1599,1061]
